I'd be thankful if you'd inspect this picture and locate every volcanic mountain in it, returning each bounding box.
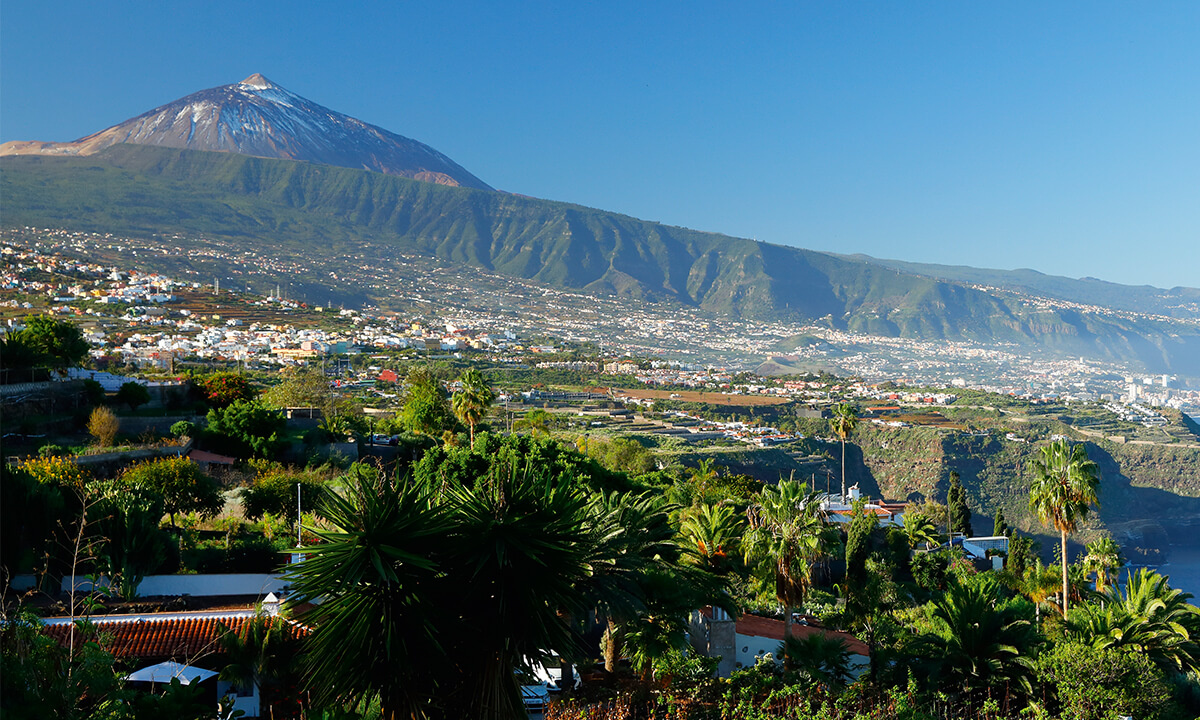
[0,73,491,190]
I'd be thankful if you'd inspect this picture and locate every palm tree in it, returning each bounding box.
[437,462,598,718]
[285,464,450,719]
[552,489,732,686]
[513,408,552,436]
[691,458,719,488]
[619,561,730,681]
[680,502,746,575]
[217,612,302,716]
[829,403,859,501]
[901,511,941,550]
[1081,537,1124,594]
[780,632,853,688]
[290,460,604,720]
[584,491,685,673]
[1013,558,1065,611]
[1065,568,1200,674]
[916,575,1037,704]
[451,368,495,445]
[743,480,834,655]
[1028,439,1100,615]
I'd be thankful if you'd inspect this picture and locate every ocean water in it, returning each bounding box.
[1149,543,1200,605]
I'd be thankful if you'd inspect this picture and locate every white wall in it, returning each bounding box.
[735,631,781,670]
[63,573,288,598]
[734,631,870,677]
[217,679,261,718]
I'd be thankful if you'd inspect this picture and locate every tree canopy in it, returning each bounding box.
[261,368,333,413]
[399,368,456,436]
[947,470,973,538]
[197,372,257,409]
[15,315,89,372]
[119,456,222,527]
[205,399,285,459]
[114,381,151,412]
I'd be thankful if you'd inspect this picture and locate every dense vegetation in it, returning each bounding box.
[5,356,1200,719]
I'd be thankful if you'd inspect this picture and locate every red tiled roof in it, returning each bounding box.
[43,613,305,660]
[830,507,895,518]
[188,449,236,465]
[735,614,870,656]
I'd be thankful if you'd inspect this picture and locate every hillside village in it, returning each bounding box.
[5,231,1199,418]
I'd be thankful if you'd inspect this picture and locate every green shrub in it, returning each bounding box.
[81,379,105,405]
[204,399,284,459]
[241,471,326,524]
[170,420,197,438]
[179,523,290,574]
[1036,641,1179,720]
[910,551,949,591]
[224,533,288,573]
[37,444,71,458]
[115,382,151,412]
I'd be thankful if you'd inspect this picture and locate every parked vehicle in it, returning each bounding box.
[520,682,549,713]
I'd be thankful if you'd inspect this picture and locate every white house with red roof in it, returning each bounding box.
[690,607,870,678]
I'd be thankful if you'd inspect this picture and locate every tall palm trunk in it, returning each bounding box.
[558,609,576,690]
[561,661,575,693]
[603,618,620,673]
[1060,529,1069,615]
[840,439,847,501]
[782,605,794,671]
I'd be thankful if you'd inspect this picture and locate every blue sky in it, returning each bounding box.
[3,2,1198,289]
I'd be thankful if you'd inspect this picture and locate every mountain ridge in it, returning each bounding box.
[3,144,1198,377]
[837,253,1200,320]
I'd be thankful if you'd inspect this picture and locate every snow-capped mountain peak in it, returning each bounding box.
[239,73,275,90]
[0,74,491,190]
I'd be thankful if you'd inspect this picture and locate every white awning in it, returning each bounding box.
[125,661,217,685]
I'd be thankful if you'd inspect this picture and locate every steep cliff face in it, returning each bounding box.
[0,74,491,190]
[851,423,1200,558]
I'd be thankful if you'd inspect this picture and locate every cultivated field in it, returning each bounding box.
[608,387,791,407]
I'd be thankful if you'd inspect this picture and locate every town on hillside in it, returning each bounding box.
[5,235,1200,720]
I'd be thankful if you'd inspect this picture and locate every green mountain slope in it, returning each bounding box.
[3,145,1198,374]
[840,253,1200,320]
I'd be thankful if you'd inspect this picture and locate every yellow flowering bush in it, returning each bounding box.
[19,455,92,488]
